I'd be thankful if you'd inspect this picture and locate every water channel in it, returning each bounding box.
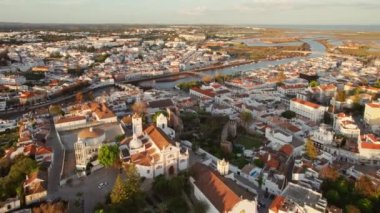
[139,38,326,90]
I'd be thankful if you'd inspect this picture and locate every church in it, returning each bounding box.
[119,113,189,178]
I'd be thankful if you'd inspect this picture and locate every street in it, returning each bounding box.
[48,168,119,213]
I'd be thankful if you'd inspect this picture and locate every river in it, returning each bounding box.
[140,38,326,90]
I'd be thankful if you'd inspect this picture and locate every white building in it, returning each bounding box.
[190,163,258,213]
[0,99,6,111]
[311,124,334,145]
[0,74,26,86]
[290,98,328,122]
[54,115,87,131]
[269,182,327,213]
[358,134,380,163]
[217,159,230,176]
[265,127,293,149]
[333,113,360,138]
[0,119,17,133]
[364,102,380,131]
[120,113,189,178]
[74,127,106,170]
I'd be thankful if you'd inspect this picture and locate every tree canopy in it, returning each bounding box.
[309,80,319,88]
[103,164,144,212]
[374,79,380,88]
[152,111,168,123]
[305,138,318,160]
[75,92,84,104]
[110,175,128,204]
[98,145,119,167]
[131,101,147,115]
[0,155,38,201]
[355,176,380,198]
[49,105,64,116]
[239,110,253,128]
[281,110,296,119]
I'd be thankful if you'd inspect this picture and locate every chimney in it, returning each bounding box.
[268,154,271,161]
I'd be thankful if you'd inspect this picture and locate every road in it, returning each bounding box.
[48,168,119,213]
[46,125,64,194]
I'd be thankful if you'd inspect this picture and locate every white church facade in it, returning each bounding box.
[119,113,189,178]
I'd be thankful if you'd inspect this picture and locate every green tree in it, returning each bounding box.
[0,155,37,201]
[253,159,264,168]
[193,200,208,213]
[49,105,64,116]
[356,198,373,213]
[309,80,319,88]
[374,79,380,88]
[152,111,168,123]
[326,190,340,205]
[281,110,296,119]
[167,197,188,213]
[98,145,119,167]
[124,164,141,199]
[202,75,213,83]
[240,110,253,128]
[305,138,318,160]
[110,175,128,204]
[335,90,346,102]
[114,135,125,143]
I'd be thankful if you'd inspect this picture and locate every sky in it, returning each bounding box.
[0,0,379,25]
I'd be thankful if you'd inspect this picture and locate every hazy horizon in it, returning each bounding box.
[0,0,379,25]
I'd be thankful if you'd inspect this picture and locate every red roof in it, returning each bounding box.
[191,163,241,212]
[190,87,215,98]
[280,144,293,156]
[367,103,380,108]
[291,98,321,109]
[319,84,337,91]
[23,144,36,155]
[269,196,285,213]
[55,116,86,124]
[36,146,53,155]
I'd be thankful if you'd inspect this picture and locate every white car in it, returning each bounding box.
[98,182,104,189]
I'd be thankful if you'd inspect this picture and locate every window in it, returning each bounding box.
[147,170,150,174]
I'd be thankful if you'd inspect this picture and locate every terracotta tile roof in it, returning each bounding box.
[260,154,280,169]
[360,134,380,150]
[191,163,241,212]
[269,196,285,213]
[279,84,306,89]
[190,87,215,98]
[367,103,380,108]
[279,144,293,156]
[291,98,321,109]
[55,116,86,124]
[23,144,36,155]
[144,125,173,150]
[36,146,53,155]
[130,151,152,166]
[78,128,105,139]
[148,99,174,109]
[319,84,337,91]
[93,103,116,119]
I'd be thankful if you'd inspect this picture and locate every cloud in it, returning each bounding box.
[179,6,208,16]
[0,0,91,6]
[239,0,380,11]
